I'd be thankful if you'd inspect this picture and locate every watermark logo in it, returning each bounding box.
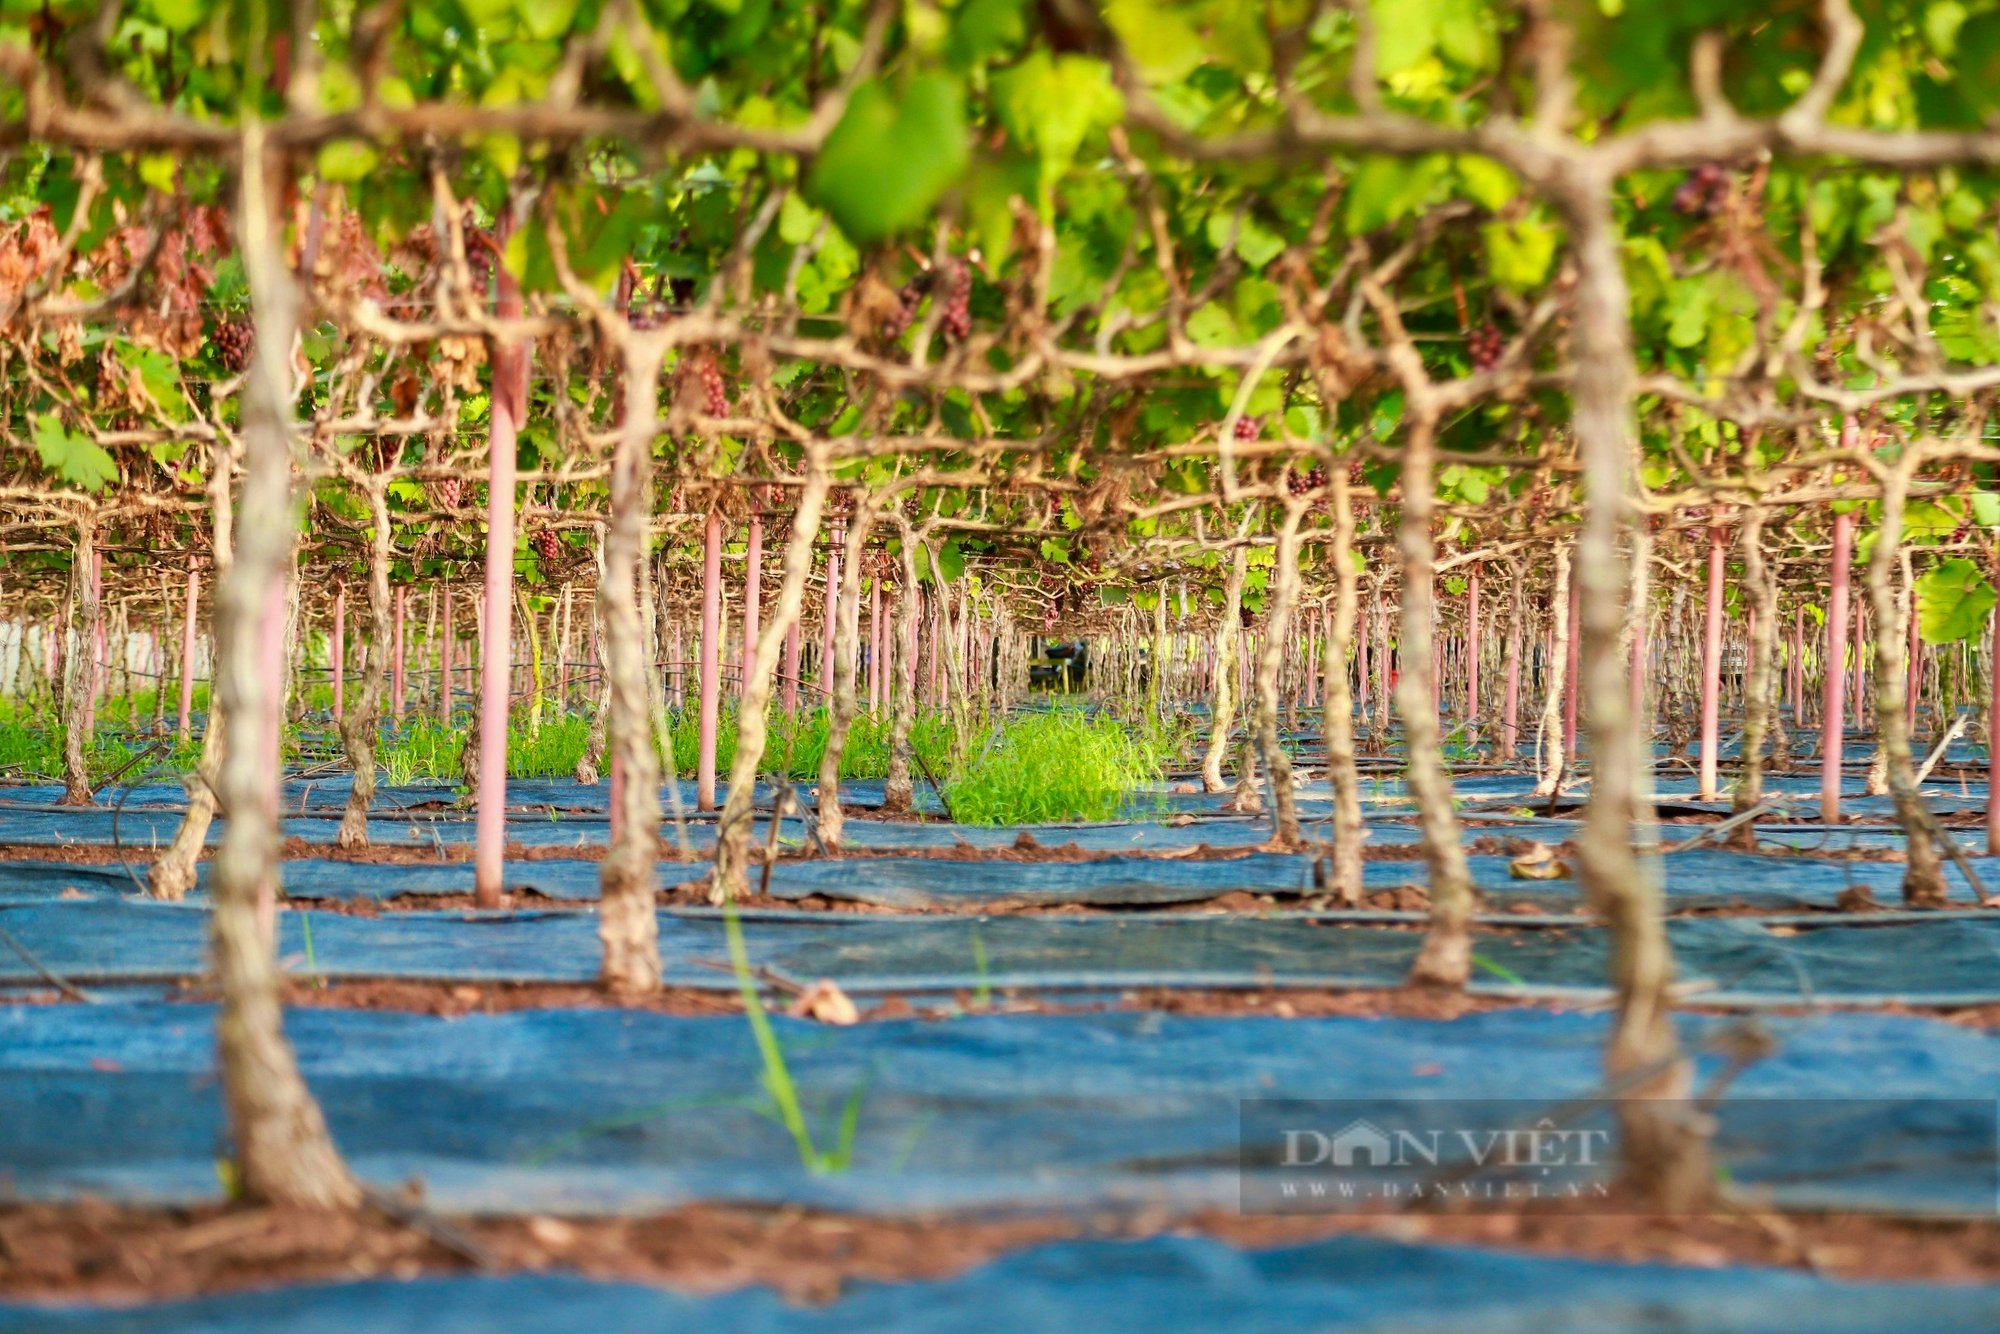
[1284,1116,1611,1173]
[1240,1097,2000,1216]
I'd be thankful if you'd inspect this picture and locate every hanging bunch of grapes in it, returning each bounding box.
[882,272,931,341]
[531,526,564,566]
[695,350,729,417]
[1672,163,1730,218]
[430,476,464,511]
[463,228,496,298]
[211,319,253,373]
[1287,465,1328,497]
[1466,324,1504,371]
[1232,414,1261,442]
[939,262,972,342]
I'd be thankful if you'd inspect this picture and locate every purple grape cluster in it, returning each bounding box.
[696,353,728,416]
[431,477,464,511]
[1467,324,1504,370]
[940,263,971,341]
[465,235,495,296]
[212,320,253,372]
[883,275,929,340]
[1672,163,1730,218]
[1287,465,1327,497]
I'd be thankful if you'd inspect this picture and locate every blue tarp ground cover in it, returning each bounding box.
[3,837,1981,917]
[11,765,1992,826]
[0,807,1317,855]
[3,898,2000,1004]
[0,1007,1990,1216]
[6,1233,1999,1333]
[754,846,1978,911]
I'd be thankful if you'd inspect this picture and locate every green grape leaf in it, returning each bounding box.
[806,76,969,243]
[1917,558,1998,644]
[32,414,118,492]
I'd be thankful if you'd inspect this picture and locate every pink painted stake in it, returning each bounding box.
[782,622,801,714]
[176,565,199,741]
[391,587,406,721]
[1698,525,1725,799]
[1629,586,1648,724]
[1800,608,1816,724]
[670,623,685,708]
[1466,566,1481,725]
[740,513,762,696]
[475,240,526,908]
[868,581,883,711]
[439,584,453,724]
[1852,600,1866,724]
[1501,617,1521,758]
[697,512,723,811]
[1319,609,1333,714]
[1989,600,2000,855]
[332,585,346,723]
[610,750,624,844]
[1303,619,1319,710]
[928,596,944,704]
[1822,502,1856,822]
[1562,575,1580,754]
[85,550,102,739]
[255,569,288,942]
[820,524,843,699]
[1357,600,1370,711]
[1907,591,1921,730]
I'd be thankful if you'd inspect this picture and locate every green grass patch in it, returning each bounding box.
[945,710,1163,825]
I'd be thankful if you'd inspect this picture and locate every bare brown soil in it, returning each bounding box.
[168,979,2000,1029]
[0,843,150,866]
[2,1196,1997,1306]
[259,979,1556,1021]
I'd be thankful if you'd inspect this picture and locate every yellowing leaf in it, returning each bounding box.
[1481,218,1557,291]
[1105,0,1204,81]
[317,140,379,184]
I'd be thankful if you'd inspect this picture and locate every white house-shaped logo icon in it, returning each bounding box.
[1330,1119,1393,1167]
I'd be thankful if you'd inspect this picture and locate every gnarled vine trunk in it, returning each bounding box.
[713,457,831,900]
[1561,179,1706,1211]
[598,342,665,992]
[57,519,97,807]
[1396,412,1475,989]
[1322,469,1366,903]
[151,444,234,900]
[817,493,878,850]
[1731,510,1778,845]
[211,129,358,1208]
[336,481,392,848]
[882,548,920,814]
[1202,547,1247,792]
[1255,499,1307,846]
[1533,544,1571,797]
[1866,460,1948,907]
